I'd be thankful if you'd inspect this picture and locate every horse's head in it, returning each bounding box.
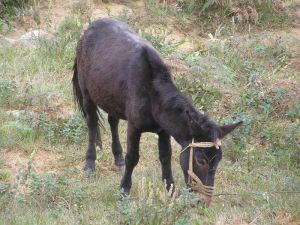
[179,109,242,205]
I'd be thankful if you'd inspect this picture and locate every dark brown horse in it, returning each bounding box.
[72,18,242,204]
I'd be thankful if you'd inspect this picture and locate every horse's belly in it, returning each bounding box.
[85,75,128,119]
[98,100,127,120]
[93,92,127,120]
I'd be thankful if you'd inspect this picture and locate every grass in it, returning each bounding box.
[0,1,300,224]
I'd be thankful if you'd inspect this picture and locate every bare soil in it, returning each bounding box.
[3,148,62,183]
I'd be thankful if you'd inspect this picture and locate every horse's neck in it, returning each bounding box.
[151,81,192,143]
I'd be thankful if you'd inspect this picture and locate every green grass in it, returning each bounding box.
[0,1,299,224]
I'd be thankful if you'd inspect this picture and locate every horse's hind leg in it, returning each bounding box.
[108,115,125,167]
[83,97,99,172]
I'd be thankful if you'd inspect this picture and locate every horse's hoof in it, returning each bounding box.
[114,154,125,167]
[84,160,95,174]
[119,188,130,200]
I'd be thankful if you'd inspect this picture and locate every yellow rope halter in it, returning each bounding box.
[181,139,221,197]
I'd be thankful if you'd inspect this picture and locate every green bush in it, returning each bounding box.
[11,170,84,218]
[0,0,29,34]
[260,123,300,168]
[37,112,86,145]
[139,28,180,55]
[0,0,29,19]
[175,75,222,111]
[58,16,83,42]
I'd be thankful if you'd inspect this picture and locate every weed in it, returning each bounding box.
[144,0,171,25]
[287,103,300,120]
[139,28,181,55]
[260,123,300,169]
[116,178,200,225]
[71,0,92,23]
[0,115,35,152]
[174,0,290,32]
[36,112,86,145]
[0,79,16,106]
[58,16,83,43]
[254,0,290,28]
[175,75,222,111]
[37,112,59,144]
[0,0,29,34]
[116,8,132,23]
[62,113,86,145]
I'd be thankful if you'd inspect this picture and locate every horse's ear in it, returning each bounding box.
[220,121,243,138]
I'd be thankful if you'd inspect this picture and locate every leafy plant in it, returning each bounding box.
[0,0,32,34]
[0,79,16,105]
[139,28,181,55]
[260,123,300,168]
[13,170,84,218]
[62,113,86,145]
[175,76,222,111]
[0,118,35,151]
[117,178,201,225]
[36,112,86,145]
[58,16,83,43]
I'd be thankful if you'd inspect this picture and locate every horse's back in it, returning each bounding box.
[76,19,152,120]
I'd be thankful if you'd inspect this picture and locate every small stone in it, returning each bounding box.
[0,35,15,48]
[14,30,55,48]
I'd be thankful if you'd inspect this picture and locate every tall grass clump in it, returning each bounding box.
[173,0,290,31]
[116,178,206,225]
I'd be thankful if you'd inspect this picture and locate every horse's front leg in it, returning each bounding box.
[108,115,125,167]
[120,123,141,195]
[158,131,174,191]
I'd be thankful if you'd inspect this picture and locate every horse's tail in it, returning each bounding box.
[72,59,104,133]
[72,58,86,118]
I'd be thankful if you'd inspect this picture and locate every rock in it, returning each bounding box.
[91,3,133,20]
[6,110,35,118]
[14,30,55,48]
[0,35,15,48]
[92,9,109,19]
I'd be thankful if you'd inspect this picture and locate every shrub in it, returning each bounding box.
[260,123,300,168]
[10,169,84,218]
[0,80,16,106]
[36,112,86,145]
[0,0,29,34]
[58,16,83,42]
[139,28,180,55]
[116,178,202,225]
[175,75,222,112]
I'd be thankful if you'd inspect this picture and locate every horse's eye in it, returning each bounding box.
[196,159,207,167]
